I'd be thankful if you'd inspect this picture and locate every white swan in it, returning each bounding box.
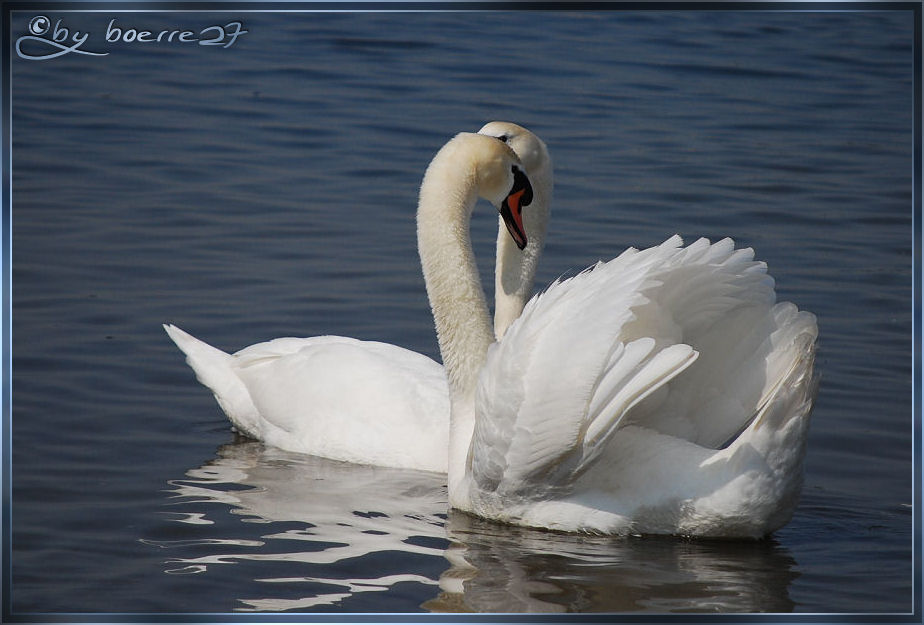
[164,122,551,473]
[417,131,818,537]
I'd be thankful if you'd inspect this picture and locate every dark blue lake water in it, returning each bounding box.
[8,7,916,615]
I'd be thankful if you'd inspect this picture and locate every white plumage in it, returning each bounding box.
[164,122,552,473]
[167,123,818,537]
[163,327,450,472]
[464,236,817,536]
[416,131,818,537]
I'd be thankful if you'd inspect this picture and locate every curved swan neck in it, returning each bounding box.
[493,163,552,340]
[417,139,496,402]
[418,134,519,495]
[479,122,553,341]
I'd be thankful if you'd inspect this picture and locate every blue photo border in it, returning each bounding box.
[0,1,920,623]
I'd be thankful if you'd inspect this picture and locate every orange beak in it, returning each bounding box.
[500,166,533,250]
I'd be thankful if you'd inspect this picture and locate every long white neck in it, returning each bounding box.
[493,161,551,340]
[417,140,498,495]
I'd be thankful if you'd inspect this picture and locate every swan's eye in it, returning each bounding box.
[496,134,510,144]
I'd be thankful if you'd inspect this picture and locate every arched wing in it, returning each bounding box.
[470,236,780,495]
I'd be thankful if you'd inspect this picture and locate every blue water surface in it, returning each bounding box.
[9,8,916,614]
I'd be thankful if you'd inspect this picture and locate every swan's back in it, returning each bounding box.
[230,335,451,472]
[611,236,805,448]
[467,236,818,535]
[165,326,451,473]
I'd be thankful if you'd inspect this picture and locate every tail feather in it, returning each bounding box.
[162,324,261,437]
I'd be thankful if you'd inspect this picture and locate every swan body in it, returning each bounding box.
[163,328,450,471]
[165,122,551,473]
[417,133,818,537]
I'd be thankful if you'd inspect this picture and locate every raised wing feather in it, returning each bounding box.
[471,236,780,496]
[472,236,688,492]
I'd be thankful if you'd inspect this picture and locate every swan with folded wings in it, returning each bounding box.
[164,122,552,473]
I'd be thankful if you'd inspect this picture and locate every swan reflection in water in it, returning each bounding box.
[148,441,798,612]
[431,512,798,613]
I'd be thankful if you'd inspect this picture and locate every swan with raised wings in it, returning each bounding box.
[164,122,552,473]
[417,131,818,537]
